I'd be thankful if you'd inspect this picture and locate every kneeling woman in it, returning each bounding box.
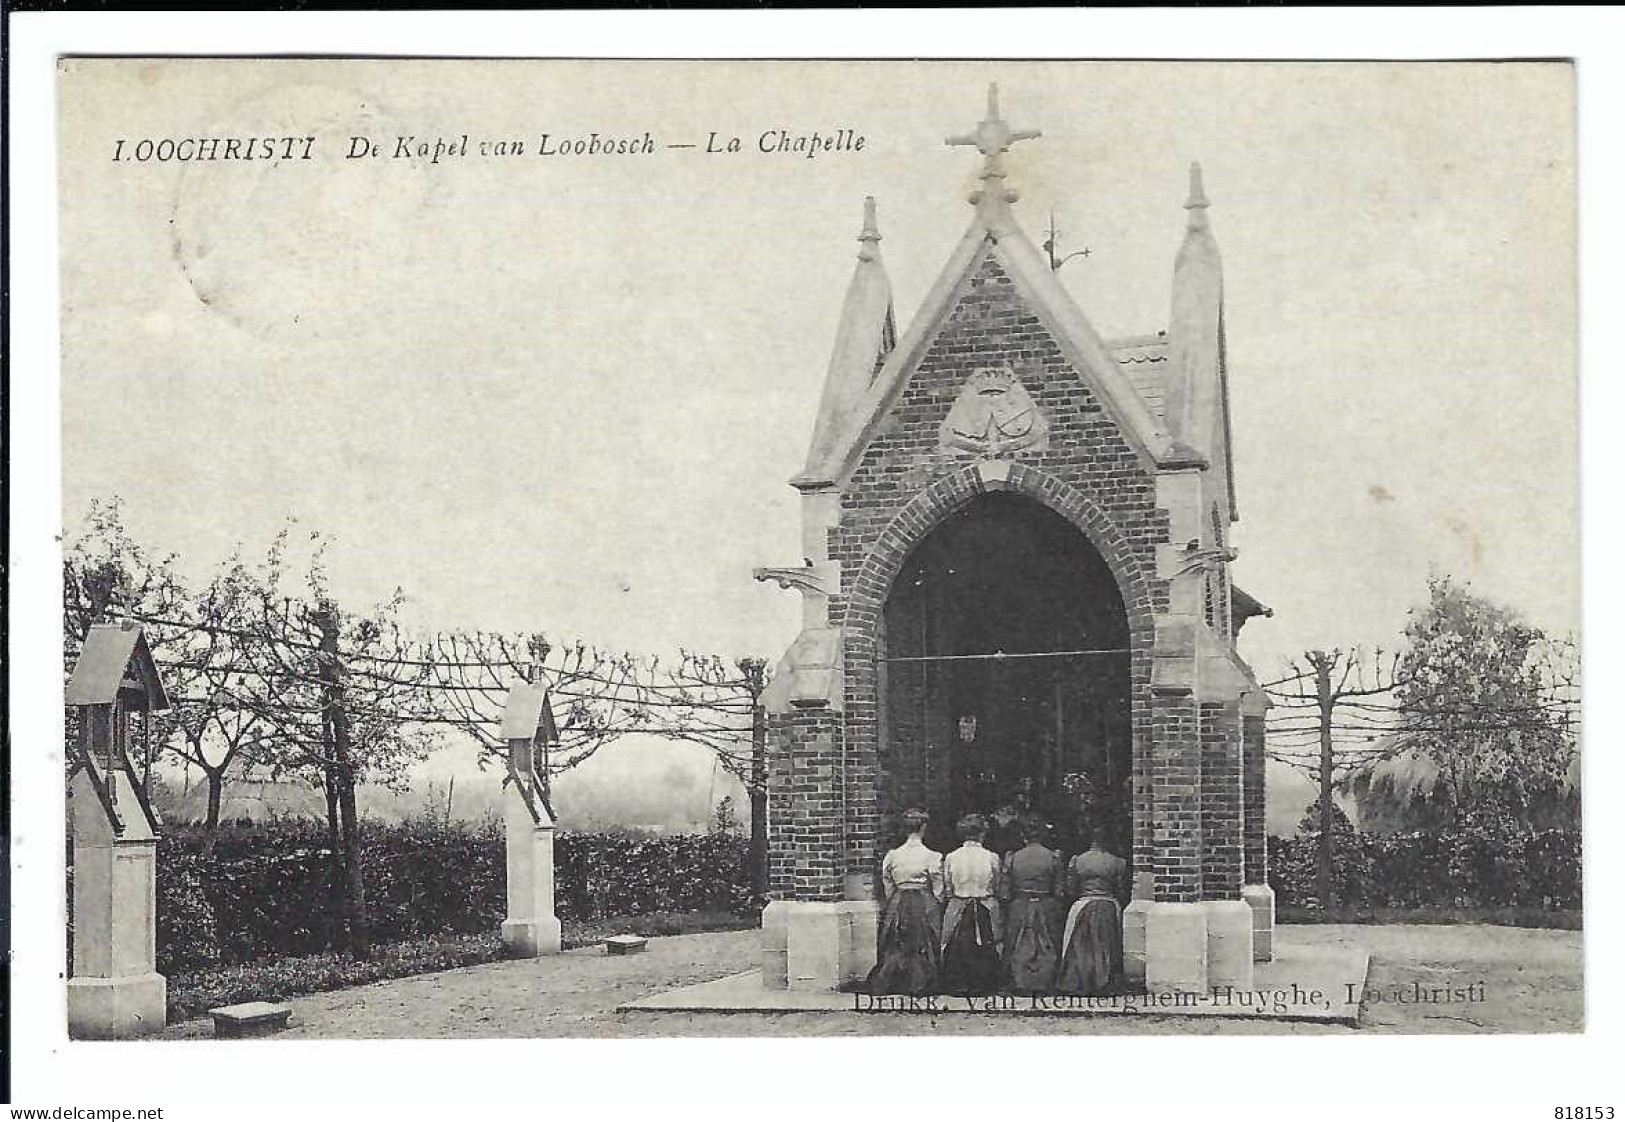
[865,808,945,995]
[939,814,1006,996]
[1056,826,1128,996]
[1000,815,1065,995]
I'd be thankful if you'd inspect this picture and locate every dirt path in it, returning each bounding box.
[159,922,1581,1039]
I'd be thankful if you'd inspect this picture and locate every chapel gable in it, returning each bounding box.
[837,247,1162,523]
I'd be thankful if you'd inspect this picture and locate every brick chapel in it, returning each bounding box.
[755,86,1274,996]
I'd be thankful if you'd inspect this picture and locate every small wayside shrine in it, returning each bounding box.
[756,86,1274,996]
[498,681,563,957]
[65,620,171,1037]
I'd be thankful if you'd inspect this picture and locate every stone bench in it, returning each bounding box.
[210,1001,292,1038]
[605,935,648,956]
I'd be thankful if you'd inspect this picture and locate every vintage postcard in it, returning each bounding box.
[46,54,1579,1061]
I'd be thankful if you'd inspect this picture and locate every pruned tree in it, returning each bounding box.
[425,629,653,780]
[64,500,786,933]
[159,552,280,852]
[428,638,772,895]
[643,653,771,898]
[1265,647,1401,909]
[239,529,439,958]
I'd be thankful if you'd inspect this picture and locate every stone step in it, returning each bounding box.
[210,1001,292,1038]
[605,934,648,955]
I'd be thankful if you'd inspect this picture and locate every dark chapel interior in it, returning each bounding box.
[880,491,1132,857]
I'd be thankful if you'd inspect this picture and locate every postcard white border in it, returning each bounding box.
[8,8,1623,1112]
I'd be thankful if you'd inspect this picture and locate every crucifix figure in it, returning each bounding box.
[945,83,1042,206]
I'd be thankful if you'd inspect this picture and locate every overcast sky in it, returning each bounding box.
[58,58,1577,680]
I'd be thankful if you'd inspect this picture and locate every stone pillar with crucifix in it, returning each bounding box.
[65,621,171,1038]
[499,682,562,957]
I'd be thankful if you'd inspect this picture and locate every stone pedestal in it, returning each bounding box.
[68,973,168,1040]
[1202,898,1255,990]
[1242,883,1275,962]
[501,788,561,957]
[838,900,879,987]
[787,903,841,990]
[1144,901,1208,995]
[501,916,563,958]
[761,900,877,991]
[760,901,791,988]
[1122,899,1152,983]
[68,770,166,1039]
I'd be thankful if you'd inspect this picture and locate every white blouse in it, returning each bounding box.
[944,840,1002,899]
[882,836,945,898]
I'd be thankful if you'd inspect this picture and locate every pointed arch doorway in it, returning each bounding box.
[878,491,1132,858]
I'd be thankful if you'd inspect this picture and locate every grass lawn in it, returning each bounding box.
[157,920,1582,1037]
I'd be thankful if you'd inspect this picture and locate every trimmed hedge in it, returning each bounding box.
[1269,825,1581,913]
[128,816,1583,973]
[148,818,752,970]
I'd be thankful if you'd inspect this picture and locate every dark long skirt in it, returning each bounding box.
[939,899,1005,996]
[1003,894,1064,995]
[1055,896,1124,996]
[865,887,942,996]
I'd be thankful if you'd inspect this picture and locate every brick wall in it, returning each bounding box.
[1200,700,1243,899]
[1242,711,1268,885]
[828,246,1171,887]
[765,706,844,901]
[1149,695,1202,902]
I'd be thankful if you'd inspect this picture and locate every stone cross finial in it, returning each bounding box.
[946,83,1041,160]
[945,83,1041,207]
